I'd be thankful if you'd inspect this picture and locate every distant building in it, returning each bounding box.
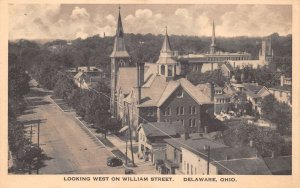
[223,82,271,114]
[69,66,105,89]
[177,21,272,74]
[268,75,292,106]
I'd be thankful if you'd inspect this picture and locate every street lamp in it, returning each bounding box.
[204,145,210,175]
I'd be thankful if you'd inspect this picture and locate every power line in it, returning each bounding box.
[89,87,237,174]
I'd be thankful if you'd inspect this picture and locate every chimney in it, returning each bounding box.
[184,132,189,140]
[209,82,215,102]
[225,155,229,160]
[280,75,285,86]
[204,126,208,134]
[250,140,254,147]
[136,61,145,104]
[271,151,275,158]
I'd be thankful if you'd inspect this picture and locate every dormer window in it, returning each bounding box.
[177,89,183,98]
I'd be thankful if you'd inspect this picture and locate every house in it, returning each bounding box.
[181,145,272,175]
[109,8,214,140]
[221,62,234,78]
[74,71,91,89]
[71,66,105,89]
[163,133,227,174]
[137,121,184,164]
[268,75,292,106]
[197,83,233,115]
[223,83,271,114]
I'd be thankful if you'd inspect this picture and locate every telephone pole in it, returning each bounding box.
[127,103,135,166]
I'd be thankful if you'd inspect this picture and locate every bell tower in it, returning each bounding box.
[110,5,131,117]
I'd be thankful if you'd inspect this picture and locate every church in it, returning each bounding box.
[109,8,215,139]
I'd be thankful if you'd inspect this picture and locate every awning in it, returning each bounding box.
[119,126,129,133]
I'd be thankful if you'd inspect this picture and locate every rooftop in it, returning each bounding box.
[164,133,228,151]
[263,155,292,174]
[139,121,185,138]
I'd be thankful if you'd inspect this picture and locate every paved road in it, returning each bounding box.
[18,80,124,174]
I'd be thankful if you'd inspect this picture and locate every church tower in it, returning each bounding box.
[157,27,178,81]
[259,37,273,65]
[210,20,217,54]
[110,6,131,117]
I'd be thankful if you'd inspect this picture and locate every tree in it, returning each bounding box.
[54,72,76,99]
[261,95,292,136]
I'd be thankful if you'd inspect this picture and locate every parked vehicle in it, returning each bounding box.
[125,168,134,174]
[107,157,123,167]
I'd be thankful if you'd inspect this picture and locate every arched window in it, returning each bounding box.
[161,65,165,75]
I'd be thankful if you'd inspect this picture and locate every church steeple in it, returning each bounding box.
[210,20,217,54]
[110,5,131,117]
[110,5,129,58]
[161,26,172,53]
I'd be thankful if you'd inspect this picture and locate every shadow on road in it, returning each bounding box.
[19,119,47,126]
[26,89,52,98]
[27,98,51,107]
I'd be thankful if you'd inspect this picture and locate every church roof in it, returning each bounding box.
[110,8,130,58]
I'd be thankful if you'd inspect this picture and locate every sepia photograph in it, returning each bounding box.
[6,3,293,176]
[2,1,300,187]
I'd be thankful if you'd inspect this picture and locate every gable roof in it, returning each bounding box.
[139,121,185,138]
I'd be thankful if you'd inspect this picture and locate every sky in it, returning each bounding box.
[8,4,292,40]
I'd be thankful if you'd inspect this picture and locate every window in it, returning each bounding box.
[189,106,196,114]
[160,65,165,75]
[177,106,184,115]
[189,119,196,127]
[147,108,155,116]
[163,107,171,116]
[180,119,184,126]
[280,91,283,97]
[195,167,197,175]
[168,65,173,76]
[180,154,182,163]
[187,163,189,174]
[191,165,193,175]
[177,89,183,98]
[184,161,186,170]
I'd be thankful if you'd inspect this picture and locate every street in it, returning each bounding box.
[18,80,124,174]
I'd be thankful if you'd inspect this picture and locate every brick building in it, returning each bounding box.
[109,8,213,140]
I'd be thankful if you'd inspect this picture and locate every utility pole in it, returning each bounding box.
[125,106,128,165]
[128,103,135,166]
[204,145,210,175]
[37,120,40,148]
[30,125,33,144]
[36,119,40,174]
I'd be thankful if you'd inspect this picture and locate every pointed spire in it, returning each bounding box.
[115,5,124,37]
[210,20,217,54]
[211,20,216,45]
[161,26,172,53]
[110,5,129,58]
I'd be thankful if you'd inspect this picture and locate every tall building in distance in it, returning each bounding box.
[110,6,132,117]
[259,37,274,65]
[210,20,217,54]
